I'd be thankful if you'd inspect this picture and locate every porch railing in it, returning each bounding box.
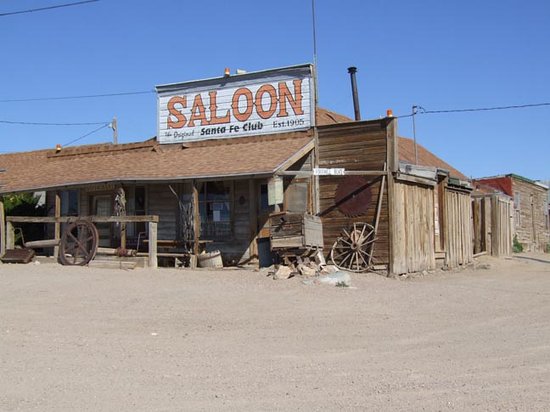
[2,215,160,268]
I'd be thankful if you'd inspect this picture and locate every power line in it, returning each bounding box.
[0,120,109,126]
[0,90,154,103]
[419,102,550,115]
[0,0,99,17]
[63,123,110,146]
[396,102,550,118]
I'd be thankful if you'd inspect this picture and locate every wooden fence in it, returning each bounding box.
[444,189,473,267]
[390,180,436,274]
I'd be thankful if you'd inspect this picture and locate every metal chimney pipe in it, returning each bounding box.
[347,66,361,121]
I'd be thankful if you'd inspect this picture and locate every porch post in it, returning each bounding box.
[54,191,61,259]
[148,221,158,269]
[248,179,258,259]
[6,221,15,249]
[192,180,200,256]
[0,198,5,256]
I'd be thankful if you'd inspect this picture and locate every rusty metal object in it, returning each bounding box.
[330,222,375,272]
[334,176,372,217]
[1,248,35,264]
[59,220,99,266]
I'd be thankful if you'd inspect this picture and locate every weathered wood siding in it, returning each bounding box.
[317,120,389,264]
[391,180,436,274]
[444,189,473,267]
[472,194,513,257]
[511,178,549,252]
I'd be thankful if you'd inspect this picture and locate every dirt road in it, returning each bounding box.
[1,254,549,411]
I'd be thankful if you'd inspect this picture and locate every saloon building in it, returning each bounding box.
[0,64,474,274]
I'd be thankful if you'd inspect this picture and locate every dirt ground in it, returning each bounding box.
[1,253,549,411]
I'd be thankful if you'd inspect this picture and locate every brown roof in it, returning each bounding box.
[0,131,315,194]
[316,108,352,125]
[398,137,468,181]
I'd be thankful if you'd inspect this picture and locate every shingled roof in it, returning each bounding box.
[398,137,468,181]
[0,131,318,194]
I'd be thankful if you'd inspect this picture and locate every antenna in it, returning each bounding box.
[412,106,418,165]
[311,0,319,103]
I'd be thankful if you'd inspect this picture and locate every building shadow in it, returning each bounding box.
[513,255,550,265]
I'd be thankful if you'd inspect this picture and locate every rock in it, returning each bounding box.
[297,264,317,278]
[476,263,492,270]
[318,271,351,287]
[273,265,293,280]
[319,264,338,275]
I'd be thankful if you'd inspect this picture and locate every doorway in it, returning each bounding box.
[257,182,275,267]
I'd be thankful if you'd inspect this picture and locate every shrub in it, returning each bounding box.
[2,193,46,245]
[512,234,523,253]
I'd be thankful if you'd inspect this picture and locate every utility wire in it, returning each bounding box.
[63,123,110,146]
[0,90,154,103]
[0,119,109,126]
[396,102,550,118]
[0,0,99,17]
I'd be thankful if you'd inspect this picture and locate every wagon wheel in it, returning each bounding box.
[59,220,99,266]
[330,222,376,272]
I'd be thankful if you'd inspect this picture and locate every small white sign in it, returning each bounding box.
[268,177,284,205]
[313,167,346,176]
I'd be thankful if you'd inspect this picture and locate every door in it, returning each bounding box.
[92,195,112,247]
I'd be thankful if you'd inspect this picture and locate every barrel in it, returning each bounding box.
[197,250,223,268]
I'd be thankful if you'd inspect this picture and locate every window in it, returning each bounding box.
[543,197,549,230]
[199,181,232,240]
[61,190,79,216]
[513,191,521,226]
[513,191,521,210]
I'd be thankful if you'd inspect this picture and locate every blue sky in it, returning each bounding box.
[1,0,549,179]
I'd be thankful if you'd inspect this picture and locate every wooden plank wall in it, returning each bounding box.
[472,196,490,255]
[391,181,436,274]
[472,194,513,257]
[317,120,389,264]
[444,189,473,267]
[491,195,513,257]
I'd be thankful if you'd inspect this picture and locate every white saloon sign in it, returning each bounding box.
[156,65,314,144]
